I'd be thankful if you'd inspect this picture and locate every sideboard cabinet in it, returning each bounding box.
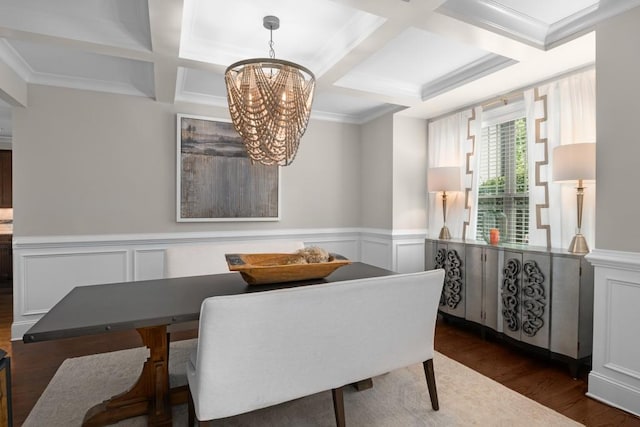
[426,238,594,376]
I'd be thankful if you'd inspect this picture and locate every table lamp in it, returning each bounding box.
[428,166,461,239]
[552,143,596,253]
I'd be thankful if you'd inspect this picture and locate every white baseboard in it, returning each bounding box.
[587,371,640,417]
[11,228,427,340]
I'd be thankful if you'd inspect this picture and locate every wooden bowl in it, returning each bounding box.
[225,252,351,285]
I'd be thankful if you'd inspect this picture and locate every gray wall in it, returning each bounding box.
[596,7,640,252]
[392,115,427,231]
[13,85,362,236]
[359,112,393,229]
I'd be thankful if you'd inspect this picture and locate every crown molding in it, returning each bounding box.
[312,103,404,125]
[436,0,549,48]
[421,54,516,101]
[438,0,640,51]
[546,0,640,49]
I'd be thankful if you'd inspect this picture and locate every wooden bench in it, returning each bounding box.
[186,269,445,426]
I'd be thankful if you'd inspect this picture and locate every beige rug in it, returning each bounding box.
[24,339,583,426]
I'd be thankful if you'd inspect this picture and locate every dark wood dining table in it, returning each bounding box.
[23,262,395,427]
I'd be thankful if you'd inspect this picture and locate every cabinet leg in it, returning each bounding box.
[568,360,580,379]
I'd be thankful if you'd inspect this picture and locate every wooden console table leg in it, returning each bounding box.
[82,326,172,427]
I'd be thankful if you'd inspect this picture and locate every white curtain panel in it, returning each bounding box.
[466,107,482,240]
[427,110,473,239]
[524,88,551,247]
[525,69,596,250]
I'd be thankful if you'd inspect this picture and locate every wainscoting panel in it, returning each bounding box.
[20,250,128,315]
[393,239,426,273]
[605,279,640,379]
[302,236,360,262]
[11,229,427,339]
[360,232,392,270]
[133,248,166,282]
[586,249,640,417]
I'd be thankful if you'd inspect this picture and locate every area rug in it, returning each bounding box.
[24,339,583,426]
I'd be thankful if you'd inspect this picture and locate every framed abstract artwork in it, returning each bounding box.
[176,114,280,222]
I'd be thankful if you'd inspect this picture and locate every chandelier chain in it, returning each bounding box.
[268,28,275,59]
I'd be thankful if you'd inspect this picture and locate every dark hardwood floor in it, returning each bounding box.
[1,282,639,426]
[435,319,640,426]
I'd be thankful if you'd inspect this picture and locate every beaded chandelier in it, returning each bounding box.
[225,16,315,166]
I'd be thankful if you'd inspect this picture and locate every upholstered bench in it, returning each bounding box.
[186,269,445,426]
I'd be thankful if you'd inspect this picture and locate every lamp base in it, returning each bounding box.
[439,225,451,240]
[568,233,589,254]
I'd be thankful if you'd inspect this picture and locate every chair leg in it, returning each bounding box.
[332,386,346,427]
[423,359,439,410]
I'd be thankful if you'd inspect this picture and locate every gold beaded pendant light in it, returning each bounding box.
[225,16,315,166]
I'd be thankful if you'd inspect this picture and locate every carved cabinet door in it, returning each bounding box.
[501,250,550,348]
[433,241,466,319]
[519,252,550,349]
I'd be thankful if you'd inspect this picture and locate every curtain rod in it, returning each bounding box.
[481,91,524,110]
[426,63,595,123]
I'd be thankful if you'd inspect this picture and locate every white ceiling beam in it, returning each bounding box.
[0,58,27,107]
[417,12,541,61]
[148,0,184,103]
[317,0,428,99]
[335,0,447,20]
[0,27,153,63]
[176,59,227,75]
[317,19,407,86]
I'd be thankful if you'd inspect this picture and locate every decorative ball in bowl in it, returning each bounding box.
[225,247,351,285]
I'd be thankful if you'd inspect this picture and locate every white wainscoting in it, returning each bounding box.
[392,230,427,274]
[586,249,640,417]
[11,228,427,340]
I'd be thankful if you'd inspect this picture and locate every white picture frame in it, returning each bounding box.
[176,114,280,222]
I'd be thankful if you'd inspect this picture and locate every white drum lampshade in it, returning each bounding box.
[428,166,462,239]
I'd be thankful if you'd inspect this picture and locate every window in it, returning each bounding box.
[476,104,529,244]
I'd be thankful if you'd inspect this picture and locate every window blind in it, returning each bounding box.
[476,117,529,244]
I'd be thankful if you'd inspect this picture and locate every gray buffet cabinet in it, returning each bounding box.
[425,238,594,377]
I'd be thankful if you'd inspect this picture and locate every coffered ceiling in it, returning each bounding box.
[0,0,637,137]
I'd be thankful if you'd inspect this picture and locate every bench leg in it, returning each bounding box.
[423,359,439,411]
[188,388,196,427]
[332,387,346,427]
